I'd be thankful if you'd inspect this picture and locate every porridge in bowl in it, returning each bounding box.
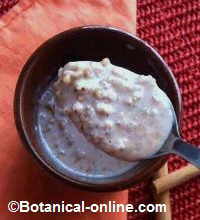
[37,58,173,177]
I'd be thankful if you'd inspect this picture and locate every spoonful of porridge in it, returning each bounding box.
[53,58,200,167]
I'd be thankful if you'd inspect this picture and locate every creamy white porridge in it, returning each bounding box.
[37,58,173,176]
[38,85,134,177]
[52,58,173,161]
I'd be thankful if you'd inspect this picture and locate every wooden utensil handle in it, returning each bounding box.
[153,164,200,194]
[154,163,172,220]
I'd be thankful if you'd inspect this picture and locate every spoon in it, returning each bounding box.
[148,102,200,168]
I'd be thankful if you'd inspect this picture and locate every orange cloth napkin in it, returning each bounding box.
[0,0,136,219]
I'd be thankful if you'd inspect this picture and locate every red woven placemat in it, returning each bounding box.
[0,0,18,16]
[1,1,199,220]
[129,1,200,220]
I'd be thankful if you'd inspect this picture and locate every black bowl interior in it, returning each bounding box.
[14,26,181,191]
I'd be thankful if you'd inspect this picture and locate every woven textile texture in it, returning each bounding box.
[0,0,18,16]
[0,0,199,220]
[129,1,200,220]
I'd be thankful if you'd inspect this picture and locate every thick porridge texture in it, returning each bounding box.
[37,58,173,176]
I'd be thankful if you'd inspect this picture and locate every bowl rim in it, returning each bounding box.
[14,25,182,192]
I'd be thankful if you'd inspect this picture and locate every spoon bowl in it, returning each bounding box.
[148,102,200,168]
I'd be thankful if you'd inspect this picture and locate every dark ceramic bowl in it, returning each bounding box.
[14,26,181,192]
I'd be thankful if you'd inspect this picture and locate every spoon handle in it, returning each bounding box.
[172,138,200,168]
